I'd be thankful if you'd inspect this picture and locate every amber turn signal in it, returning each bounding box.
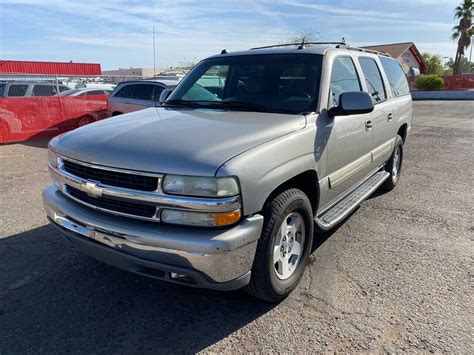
[214,210,242,226]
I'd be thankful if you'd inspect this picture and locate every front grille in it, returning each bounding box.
[63,160,158,191]
[67,186,157,218]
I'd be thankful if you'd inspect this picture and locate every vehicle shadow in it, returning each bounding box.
[1,217,341,352]
[0,224,270,352]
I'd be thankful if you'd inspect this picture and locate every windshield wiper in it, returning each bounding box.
[205,101,271,112]
[164,99,200,108]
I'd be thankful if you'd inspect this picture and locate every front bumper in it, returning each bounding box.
[42,185,264,290]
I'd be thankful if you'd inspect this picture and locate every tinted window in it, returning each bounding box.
[379,56,410,97]
[329,57,361,107]
[0,84,6,97]
[358,58,387,103]
[168,54,323,115]
[32,85,57,96]
[130,84,161,100]
[8,84,28,97]
[114,85,132,98]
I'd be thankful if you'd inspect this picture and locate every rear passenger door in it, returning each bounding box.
[357,57,394,167]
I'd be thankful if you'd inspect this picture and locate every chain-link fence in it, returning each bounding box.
[0,73,173,143]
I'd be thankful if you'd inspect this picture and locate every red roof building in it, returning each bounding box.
[362,42,426,74]
[0,60,101,76]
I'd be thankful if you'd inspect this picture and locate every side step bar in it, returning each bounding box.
[315,171,390,231]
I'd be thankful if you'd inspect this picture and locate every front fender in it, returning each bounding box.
[216,125,320,216]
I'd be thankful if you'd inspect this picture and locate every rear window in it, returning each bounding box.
[379,56,410,97]
[8,84,28,97]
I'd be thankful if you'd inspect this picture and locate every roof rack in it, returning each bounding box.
[248,42,391,57]
[337,45,390,57]
[250,42,346,50]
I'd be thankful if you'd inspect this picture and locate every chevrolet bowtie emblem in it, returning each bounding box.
[80,181,103,198]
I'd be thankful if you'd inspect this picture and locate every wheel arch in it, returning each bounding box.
[262,170,320,216]
[397,123,408,142]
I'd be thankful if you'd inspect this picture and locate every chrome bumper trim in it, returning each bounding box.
[43,185,263,283]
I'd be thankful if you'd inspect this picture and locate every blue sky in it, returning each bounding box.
[0,0,462,70]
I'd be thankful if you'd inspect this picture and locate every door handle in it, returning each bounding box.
[387,113,393,122]
[365,120,372,131]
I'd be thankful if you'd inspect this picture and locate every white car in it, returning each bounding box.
[107,80,179,116]
[59,88,112,96]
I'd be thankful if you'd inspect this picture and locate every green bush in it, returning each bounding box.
[415,75,445,91]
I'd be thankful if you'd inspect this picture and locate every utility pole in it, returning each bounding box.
[153,26,156,77]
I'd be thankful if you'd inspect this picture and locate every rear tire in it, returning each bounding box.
[245,188,314,303]
[382,135,404,191]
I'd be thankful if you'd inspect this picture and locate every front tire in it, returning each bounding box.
[245,188,314,302]
[382,135,404,191]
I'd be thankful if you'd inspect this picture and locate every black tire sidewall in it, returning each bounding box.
[265,191,313,296]
[390,136,404,185]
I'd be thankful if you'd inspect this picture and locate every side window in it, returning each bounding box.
[358,58,387,103]
[195,65,228,98]
[113,84,133,98]
[130,84,156,101]
[59,85,70,93]
[8,84,28,97]
[32,85,57,96]
[379,56,410,97]
[329,57,361,107]
[0,84,6,97]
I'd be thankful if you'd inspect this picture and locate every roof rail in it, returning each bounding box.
[336,44,390,57]
[250,42,346,50]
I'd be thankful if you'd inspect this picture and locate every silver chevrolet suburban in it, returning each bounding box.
[43,43,412,302]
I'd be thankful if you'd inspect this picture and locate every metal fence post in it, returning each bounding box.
[55,76,60,96]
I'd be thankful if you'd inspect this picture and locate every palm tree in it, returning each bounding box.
[452,0,473,74]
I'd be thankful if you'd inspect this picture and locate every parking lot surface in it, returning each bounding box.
[0,101,473,353]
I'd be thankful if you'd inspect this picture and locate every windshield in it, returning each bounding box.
[166,54,323,115]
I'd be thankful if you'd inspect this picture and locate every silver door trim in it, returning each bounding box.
[328,152,372,189]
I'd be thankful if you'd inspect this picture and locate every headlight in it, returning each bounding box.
[162,175,239,197]
[161,209,241,227]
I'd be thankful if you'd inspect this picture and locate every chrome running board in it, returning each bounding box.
[315,171,390,231]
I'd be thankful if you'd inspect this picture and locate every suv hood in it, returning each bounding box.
[51,107,306,176]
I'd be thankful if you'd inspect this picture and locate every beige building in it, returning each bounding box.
[362,42,426,75]
[102,67,165,81]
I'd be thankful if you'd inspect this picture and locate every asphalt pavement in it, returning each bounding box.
[0,100,473,353]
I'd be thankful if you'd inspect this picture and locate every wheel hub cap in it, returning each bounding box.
[392,146,401,179]
[273,212,305,280]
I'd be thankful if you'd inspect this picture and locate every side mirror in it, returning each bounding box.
[328,91,374,117]
[159,88,172,104]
